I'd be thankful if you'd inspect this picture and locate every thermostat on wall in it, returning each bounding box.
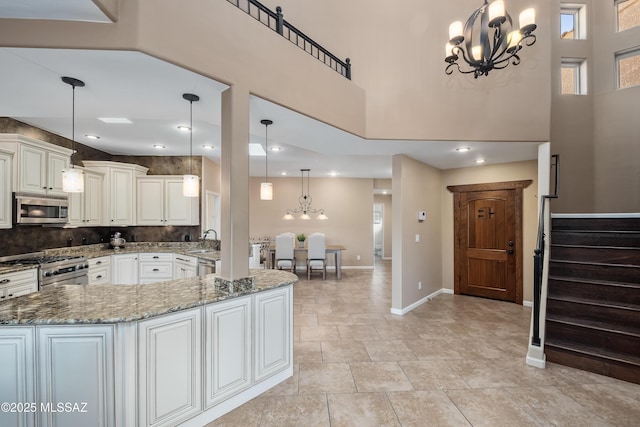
[418,211,426,221]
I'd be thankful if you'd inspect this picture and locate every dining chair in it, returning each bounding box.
[306,232,326,280]
[275,232,296,272]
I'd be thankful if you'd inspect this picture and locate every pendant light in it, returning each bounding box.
[61,76,85,193]
[260,119,273,200]
[182,93,200,197]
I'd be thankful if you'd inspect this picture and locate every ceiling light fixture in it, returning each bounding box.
[260,119,274,201]
[476,159,486,164]
[153,144,166,149]
[85,134,100,140]
[270,146,282,152]
[177,125,190,132]
[456,147,471,152]
[61,76,85,193]
[182,93,200,197]
[445,1,536,78]
[202,144,215,150]
[283,169,328,220]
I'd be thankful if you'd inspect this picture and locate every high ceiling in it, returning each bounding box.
[0,2,540,179]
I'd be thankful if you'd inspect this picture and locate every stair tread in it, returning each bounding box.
[550,259,640,268]
[551,243,640,251]
[546,314,640,337]
[548,275,640,289]
[547,294,640,311]
[552,230,640,234]
[545,339,640,366]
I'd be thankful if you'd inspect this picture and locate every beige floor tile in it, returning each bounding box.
[260,394,330,427]
[299,325,340,342]
[298,362,356,394]
[206,395,266,426]
[362,339,416,362]
[263,364,300,396]
[398,360,470,390]
[317,313,353,326]
[350,361,414,392]
[387,390,471,426]
[294,313,318,326]
[403,338,466,360]
[294,341,323,364]
[337,324,381,340]
[321,341,371,362]
[558,383,640,425]
[445,388,539,426]
[327,392,400,427]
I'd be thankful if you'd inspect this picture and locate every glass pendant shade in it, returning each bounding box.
[282,213,295,220]
[317,212,328,220]
[260,182,273,200]
[62,168,85,193]
[299,213,311,220]
[183,174,200,197]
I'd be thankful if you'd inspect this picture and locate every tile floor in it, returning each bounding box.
[209,259,640,426]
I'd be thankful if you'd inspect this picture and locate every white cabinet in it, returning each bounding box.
[204,296,252,407]
[0,269,38,301]
[174,255,198,279]
[88,256,111,285]
[111,253,138,285]
[138,308,202,427]
[254,286,292,382]
[137,176,199,226]
[138,253,173,284]
[37,325,115,427]
[0,150,12,229]
[68,168,104,226]
[0,134,72,198]
[0,327,35,427]
[83,161,148,226]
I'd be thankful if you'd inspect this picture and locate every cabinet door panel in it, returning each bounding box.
[205,296,251,407]
[254,287,291,382]
[110,169,134,225]
[84,172,103,225]
[47,152,68,196]
[0,327,35,427]
[138,308,202,427]
[0,152,12,229]
[19,145,46,194]
[111,254,138,285]
[165,179,195,225]
[137,179,164,225]
[37,325,114,427]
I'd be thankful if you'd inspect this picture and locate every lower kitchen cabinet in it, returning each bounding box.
[138,308,202,427]
[254,286,292,382]
[0,327,35,427]
[138,253,173,284]
[174,255,198,279]
[88,256,111,285]
[0,268,38,301]
[111,253,138,285]
[37,325,115,427]
[204,296,252,408]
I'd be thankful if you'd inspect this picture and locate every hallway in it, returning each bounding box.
[210,260,640,426]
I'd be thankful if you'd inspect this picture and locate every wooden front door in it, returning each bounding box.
[448,180,531,304]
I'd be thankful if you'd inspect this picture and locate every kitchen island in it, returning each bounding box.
[0,269,297,427]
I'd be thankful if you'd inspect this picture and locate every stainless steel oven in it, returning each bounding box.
[0,253,89,289]
[13,193,69,224]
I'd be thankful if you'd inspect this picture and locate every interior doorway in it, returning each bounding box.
[447,180,532,304]
[373,203,383,258]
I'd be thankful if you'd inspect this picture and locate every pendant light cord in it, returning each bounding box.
[71,84,75,168]
[189,99,193,176]
[265,123,268,182]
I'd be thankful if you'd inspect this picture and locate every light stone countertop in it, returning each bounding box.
[0,269,297,325]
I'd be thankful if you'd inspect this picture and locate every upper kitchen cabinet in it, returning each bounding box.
[0,134,72,198]
[83,161,148,227]
[137,176,199,226]
[0,149,12,229]
[68,167,104,227]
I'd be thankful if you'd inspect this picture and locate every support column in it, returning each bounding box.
[220,85,250,280]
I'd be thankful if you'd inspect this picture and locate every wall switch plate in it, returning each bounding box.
[418,281,422,290]
[415,234,420,243]
[418,211,426,221]
[356,255,361,261]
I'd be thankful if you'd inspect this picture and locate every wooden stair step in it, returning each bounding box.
[549,260,640,284]
[551,230,640,247]
[546,297,640,330]
[550,244,640,265]
[548,276,640,305]
[546,316,640,356]
[551,217,640,232]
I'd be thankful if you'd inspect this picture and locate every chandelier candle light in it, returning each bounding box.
[61,76,85,193]
[182,93,200,197]
[260,119,273,200]
[283,169,328,220]
[445,0,536,78]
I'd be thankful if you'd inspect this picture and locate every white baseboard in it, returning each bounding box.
[523,300,533,307]
[390,288,452,315]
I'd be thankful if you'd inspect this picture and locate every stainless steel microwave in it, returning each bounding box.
[13,193,69,224]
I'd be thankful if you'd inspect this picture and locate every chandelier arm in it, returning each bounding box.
[522,33,536,47]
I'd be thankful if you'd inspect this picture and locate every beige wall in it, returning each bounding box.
[374,194,393,259]
[440,160,538,302]
[392,155,443,311]
[249,176,374,268]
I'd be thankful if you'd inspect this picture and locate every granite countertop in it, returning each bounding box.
[0,269,297,325]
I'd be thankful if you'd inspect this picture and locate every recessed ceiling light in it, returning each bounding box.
[153,144,165,149]
[202,144,215,150]
[270,146,282,151]
[456,147,471,152]
[475,159,486,164]
[177,125,190,132]
[85,134,100,140]
[281,171,287,176]
[329,171,338,177]
[98,117,132,124]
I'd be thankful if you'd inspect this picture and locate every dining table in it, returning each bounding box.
[267,245,346,279]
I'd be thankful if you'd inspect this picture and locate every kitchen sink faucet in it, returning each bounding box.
[202,229,217,241]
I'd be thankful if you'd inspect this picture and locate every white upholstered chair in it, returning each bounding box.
[275,232,296,272]
[306,232,326,279]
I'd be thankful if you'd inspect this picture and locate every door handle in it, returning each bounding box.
[507,241,514,246]
[508,249,514,254]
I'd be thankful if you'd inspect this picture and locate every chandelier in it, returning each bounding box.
[283,169,328,220]
[445,0,536,78]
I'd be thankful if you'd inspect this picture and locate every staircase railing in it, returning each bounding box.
[226,0,352,80]
[531,154,559,346]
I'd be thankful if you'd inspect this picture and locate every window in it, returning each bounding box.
[561,59,587,95]
[616,0,640,32]
[560,4,587,39]
[616,48,640,89]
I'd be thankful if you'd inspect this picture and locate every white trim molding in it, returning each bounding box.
[390,288,453,316]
